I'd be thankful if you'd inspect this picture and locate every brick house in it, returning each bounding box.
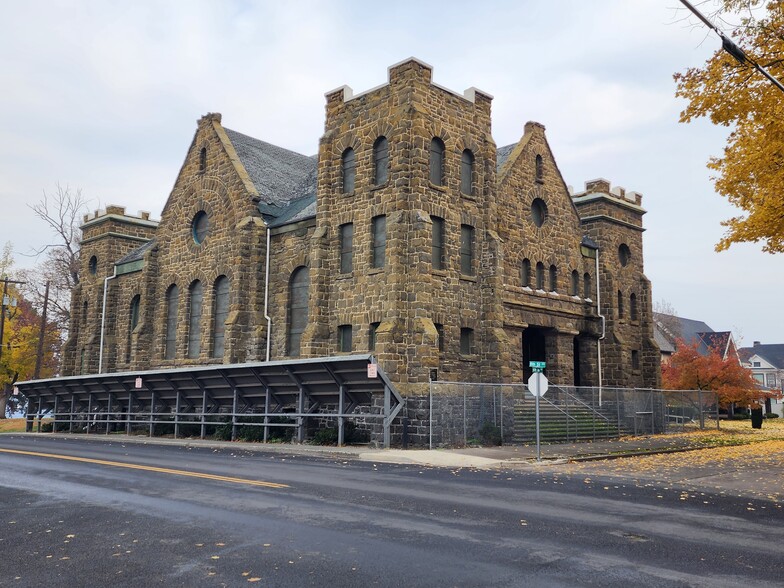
[62,58,661,396]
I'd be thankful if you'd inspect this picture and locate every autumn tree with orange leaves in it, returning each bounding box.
[662,340,776,418]
[674,0,784,253]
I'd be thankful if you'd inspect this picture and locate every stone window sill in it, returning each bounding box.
[461,191,477,201]
[370,181,390,191]
[368,267,385,275]
[336,272,354,280]
[459,274,477,282]
[459,354,478,362]
[341,190,355,198]
[428,181,447,193]
[431,269,447,277]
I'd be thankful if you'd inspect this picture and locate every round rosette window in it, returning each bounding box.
[531,198,548,228]
[192,211,209,244]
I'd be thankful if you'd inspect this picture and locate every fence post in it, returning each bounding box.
[716,392,720,430]
[698,389,704,429]
[463,387,467,447]
[428,378,433,450]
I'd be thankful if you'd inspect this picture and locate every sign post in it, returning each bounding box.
[527,362,549,462]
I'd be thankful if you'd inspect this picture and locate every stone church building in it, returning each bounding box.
[62,58,661,394]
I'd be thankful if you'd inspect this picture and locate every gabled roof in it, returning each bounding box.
[496,143,515,171]
[739,344,784,369]
[223,128,318,217]
[653,313,736,358]
[115,239,156,265]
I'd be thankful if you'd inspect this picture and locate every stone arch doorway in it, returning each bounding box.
[522,327,547,382]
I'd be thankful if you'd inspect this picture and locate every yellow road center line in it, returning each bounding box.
[0,448,290,489]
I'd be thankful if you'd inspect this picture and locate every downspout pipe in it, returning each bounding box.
[263,226,272,362]
[595,251,606,405]
[98,265,118,374]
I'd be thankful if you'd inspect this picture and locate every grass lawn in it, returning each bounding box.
[0,418,28,433]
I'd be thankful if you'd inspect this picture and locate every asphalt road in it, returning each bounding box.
[1,435,782,587]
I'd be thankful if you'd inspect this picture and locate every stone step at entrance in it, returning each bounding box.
[512,400,629,443]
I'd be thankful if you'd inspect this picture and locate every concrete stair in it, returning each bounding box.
[513,399,626,444]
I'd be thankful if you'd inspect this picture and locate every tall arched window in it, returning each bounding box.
[618,290,625,319]
[536,262,545,290]
[373,137,389,186]
[82,300,88,325]
[127,295,140,363]
[187,281,203,359]
[630,293,638,321]
[583,273,591,298]
[549,265,557,292]
[460,149,474,195]
[431,216,445,270]
[521,258,531,288]
[212,276,230,359]
[199,147,207,172]
[535,154,544,182]
[571,270,580,296]
[341,148,356,194]
[429,137,445,186]
[164,284,179,360]
[287,267,310,357]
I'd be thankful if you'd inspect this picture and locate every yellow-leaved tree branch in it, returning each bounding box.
[674,0,784,253]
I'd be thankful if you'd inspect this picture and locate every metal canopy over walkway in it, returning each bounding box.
[15,355,404,448]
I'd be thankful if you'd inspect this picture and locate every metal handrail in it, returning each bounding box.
[551,386,611,423]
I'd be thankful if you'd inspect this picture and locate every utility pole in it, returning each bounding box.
[0,276,26,363]
[34,280,50,379]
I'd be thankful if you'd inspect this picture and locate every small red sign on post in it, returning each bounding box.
[367,363,378,379]
[135,377,143,389]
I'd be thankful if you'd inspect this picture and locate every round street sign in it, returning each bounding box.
[527,372,549,397]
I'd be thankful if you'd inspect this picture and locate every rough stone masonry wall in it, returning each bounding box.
[312,59,500,395]
[150,114,267,369]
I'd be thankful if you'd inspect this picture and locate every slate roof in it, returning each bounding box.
[739,344,784,368]
[223,128,318,223]
[115,239,156,265]
[497,143,516,171]
[653,313,728,356]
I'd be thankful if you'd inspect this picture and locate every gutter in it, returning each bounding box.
[98,265,118,374]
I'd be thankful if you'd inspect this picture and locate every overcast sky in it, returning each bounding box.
[1,0,781,346]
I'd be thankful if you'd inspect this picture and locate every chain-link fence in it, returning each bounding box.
[428,381,719,447]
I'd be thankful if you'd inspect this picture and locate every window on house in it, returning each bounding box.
[373,137,389,185]
[435,323,445,352]
[342,147,356,194]
[338,324,352,352]
[531,198,548,227]
[82,300,88,324]
[460,327,474,355]
[460,224,474,275]
[429,137,445,186]
[372,215,386,269]
[632,350,640,370]
[630,293,638,321]
[199,147,207,172]
[522,258,531,288]
[583,273,591,298]
[187,280,203,359]
[212,276,229,359]
[549,265,557,292]
[287,267,309,357]
[192,211,209,245]
[369,322,380,351]
[570,270,579,296]
[766,374,777,387]
[753,373,765,384]
[89,255,98,275]
[618,290,624,319]
[536,262,545,290]
[535,154,543,182]
[753,361,761,367]
[127,295,140,363]
[340,223,354,273]
[165,284,179,360]
[619,243,631,267]
[460,149,474,195]
[431,216,445,270]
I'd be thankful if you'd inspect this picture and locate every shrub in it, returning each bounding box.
[765,412,779,418]
[479,422,502,446]
[40,421,54,433]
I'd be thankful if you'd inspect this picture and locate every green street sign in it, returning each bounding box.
[529,361,546,370]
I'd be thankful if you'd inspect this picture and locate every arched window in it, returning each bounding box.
[460,149,474,195]
[460,224,475,276]
[164,284,179,360]
[535,154,543,182]
[618,290,625,319]
[571,270,579,296]
[372,215,386,269]
[536,262,545,290]
[373,137,389,186]
[583,273,591,298]
[431,216,445,270]
[89,255,98,275]
[341,148,356,194]
[187,281,203,359]
[549,265,557,292]
[127,295,140,363]
[521,258,531,288]
[287,267,310,357]
[199,147,207,172]
[339,223,353,273]
[630,293,638,321]
[82,300,88,325]
[212,276,230,359]
[429,137,445,186]
[618,243,631,267]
